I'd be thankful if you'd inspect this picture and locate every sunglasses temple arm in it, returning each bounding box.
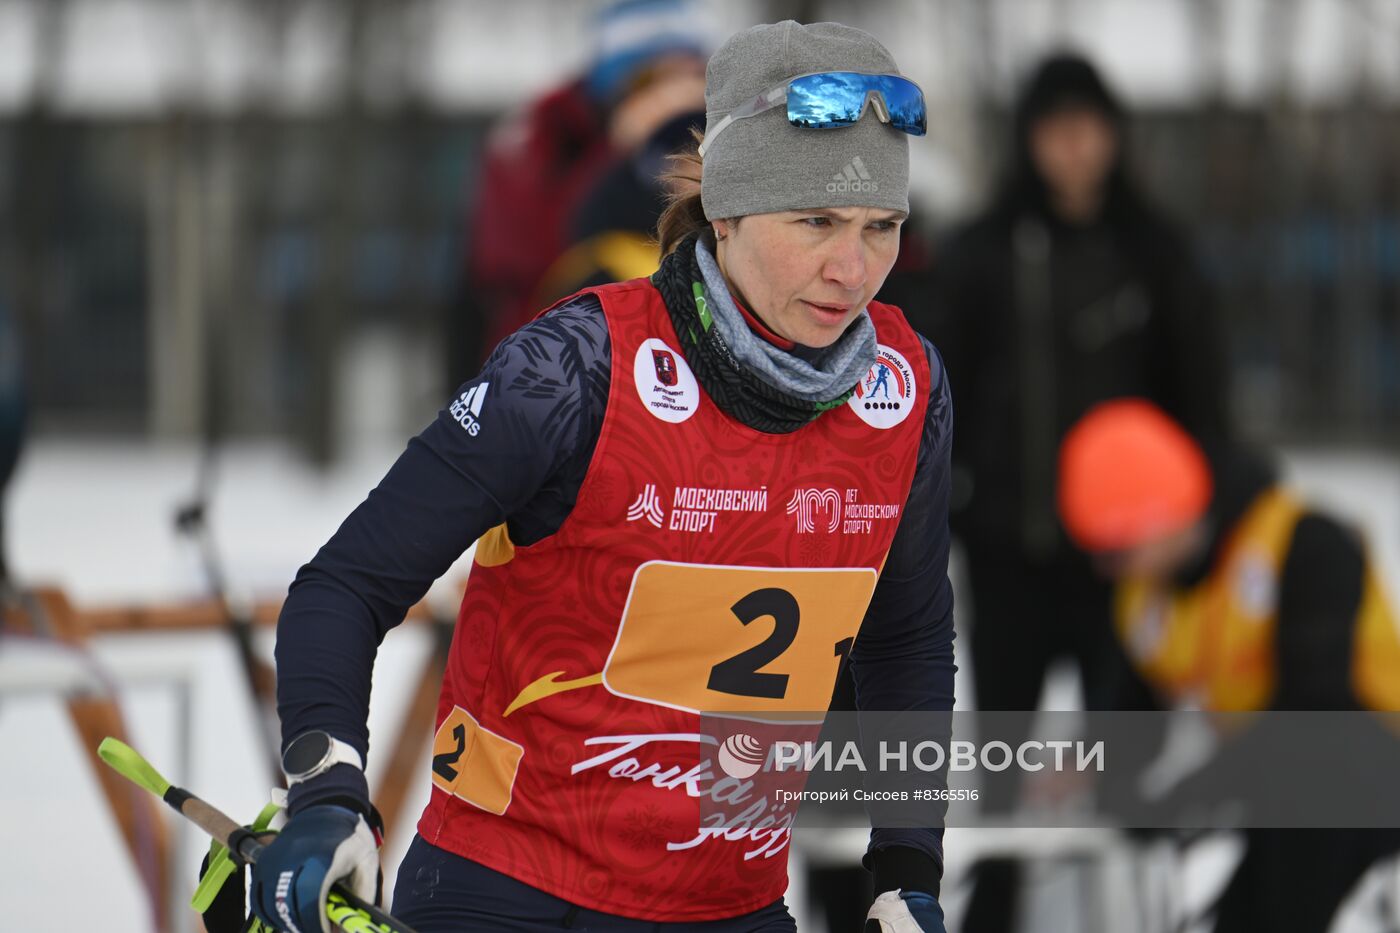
[697,114,733,157]
[697,87,789,157]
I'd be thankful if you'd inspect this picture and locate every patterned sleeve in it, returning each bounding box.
[275,295,611,813]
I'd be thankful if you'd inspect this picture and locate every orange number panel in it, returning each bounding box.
[430,704,525,815]
[603,561,879,715]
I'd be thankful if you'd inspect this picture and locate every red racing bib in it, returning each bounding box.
[417,278,929,921]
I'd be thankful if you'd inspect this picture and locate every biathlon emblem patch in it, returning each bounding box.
[849,344,916,429]
[634,338,699,423]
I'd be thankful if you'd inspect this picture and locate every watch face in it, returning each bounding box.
[283,732,331,776]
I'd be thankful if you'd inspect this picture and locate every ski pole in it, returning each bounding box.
[97,737,419,933]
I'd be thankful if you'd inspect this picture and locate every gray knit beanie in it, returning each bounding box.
[701,20,911,220]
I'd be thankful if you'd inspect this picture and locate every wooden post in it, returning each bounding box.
[2,587,172,933]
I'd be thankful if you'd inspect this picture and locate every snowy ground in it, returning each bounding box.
[2,437,1398,932]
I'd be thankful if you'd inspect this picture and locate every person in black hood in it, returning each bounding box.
[908,53,1230,932]
[927,53,1229,563]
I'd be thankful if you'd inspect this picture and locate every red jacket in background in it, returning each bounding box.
[465,80,617,358]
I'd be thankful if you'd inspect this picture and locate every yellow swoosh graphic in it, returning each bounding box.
[503,670,604,717]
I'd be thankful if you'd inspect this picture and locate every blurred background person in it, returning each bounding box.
[447,0,710,387]
[907,52,1230,932]
[1058,398,1400,932]
[532,99,705,302]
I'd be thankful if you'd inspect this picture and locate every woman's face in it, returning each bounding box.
[712,206,905,348]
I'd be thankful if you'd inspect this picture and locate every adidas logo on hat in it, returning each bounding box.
[827,156,879,194]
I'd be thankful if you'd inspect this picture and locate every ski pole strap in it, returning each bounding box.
[192,801,282,912]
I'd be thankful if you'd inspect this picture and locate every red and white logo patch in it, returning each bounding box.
[634,338,699,423]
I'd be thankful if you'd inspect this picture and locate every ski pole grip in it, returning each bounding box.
[164,787,242,845]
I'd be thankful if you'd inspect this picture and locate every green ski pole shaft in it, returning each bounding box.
[97,737,419,933]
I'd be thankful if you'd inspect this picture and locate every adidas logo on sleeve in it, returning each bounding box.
[449,382,488,436]
[827,156,879,194]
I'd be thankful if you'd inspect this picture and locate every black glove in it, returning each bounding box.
[194,802,282,933]
[197,846,254,933]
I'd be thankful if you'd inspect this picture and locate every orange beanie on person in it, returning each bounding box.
[1057,398,1214,553]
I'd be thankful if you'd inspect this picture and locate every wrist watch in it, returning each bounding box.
[281,730,365,785]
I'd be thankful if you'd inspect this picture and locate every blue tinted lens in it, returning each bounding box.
[873,74,928,136]
[786,72,926,136]
[786,72,869,128]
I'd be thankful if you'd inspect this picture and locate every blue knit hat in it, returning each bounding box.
[586,0,711,101]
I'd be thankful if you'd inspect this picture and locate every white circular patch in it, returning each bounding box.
[848,344,917,429]
[634,338,699,423]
